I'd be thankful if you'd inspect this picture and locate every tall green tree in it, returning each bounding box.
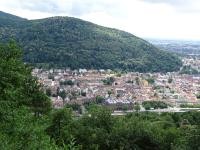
[46,108,73,146]
[0,41,57,149]
[0,41,51,116]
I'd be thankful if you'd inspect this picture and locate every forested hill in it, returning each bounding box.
[0,11,182,72]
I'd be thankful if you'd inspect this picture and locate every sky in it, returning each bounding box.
[0,0,200,40]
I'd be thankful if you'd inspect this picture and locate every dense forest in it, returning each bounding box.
[0,11,182,72]
[0,42,199,149]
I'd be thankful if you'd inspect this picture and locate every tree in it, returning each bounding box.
[186,126,200,149]
[59,90,67,106]
[196,93,200,99]
[103,77,115,85]
[134,103,141,112]
[60,80,74,86]
[142,101,168,110]
[88,105,113,131]
[0,41,55,148]
[46,88,52,96]
[31,87,52,117]
[46,108,74,146]
[81,91,86,97]
[168,78,173,83]
[108,90,113,97]
[96,96,105,104]
[143,103,151,110]
[146,77,155,84]
[0,41,51,116]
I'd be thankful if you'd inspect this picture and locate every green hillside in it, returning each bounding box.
[0,11,182,72]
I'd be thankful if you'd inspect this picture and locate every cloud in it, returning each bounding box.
[141,0,200,13]
[2,0,70,14]
[22,0,61,14]
[141,0,187,5]
[0,0,117,16]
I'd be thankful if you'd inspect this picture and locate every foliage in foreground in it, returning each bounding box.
[0,42,199,150]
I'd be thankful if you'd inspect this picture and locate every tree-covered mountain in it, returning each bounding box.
[0,11,182,72]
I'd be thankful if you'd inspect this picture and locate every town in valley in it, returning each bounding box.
[32,56,200,113]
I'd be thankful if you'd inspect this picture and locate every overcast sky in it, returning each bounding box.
[1,0,200,40]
